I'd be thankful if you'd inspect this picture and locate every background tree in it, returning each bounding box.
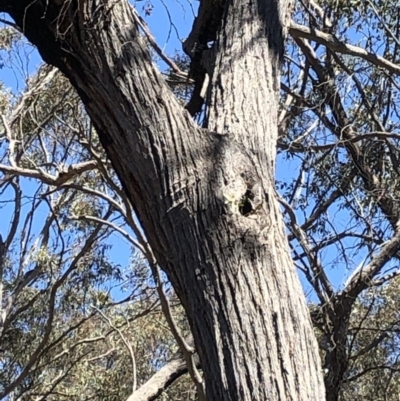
[277,0,400,399]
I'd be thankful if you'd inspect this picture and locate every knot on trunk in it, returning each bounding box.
[212,134,265,217]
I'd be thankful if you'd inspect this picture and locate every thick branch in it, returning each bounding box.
[0,160,98,185]
[126,348,200,401]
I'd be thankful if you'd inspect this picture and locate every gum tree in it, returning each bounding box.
[0,1,326,401]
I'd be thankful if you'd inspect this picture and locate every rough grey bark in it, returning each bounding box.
[0,0,326,400]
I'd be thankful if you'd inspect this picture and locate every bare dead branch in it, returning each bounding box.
[0,160,98,185]
[343,225,400,298]
[289,22,400,76]
[126,344,200,401]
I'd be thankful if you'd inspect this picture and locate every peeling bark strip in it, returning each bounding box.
[1,0,326,400]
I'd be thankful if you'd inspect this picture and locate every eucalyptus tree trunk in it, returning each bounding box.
[1,0,326,399]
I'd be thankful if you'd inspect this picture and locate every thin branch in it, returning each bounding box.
[149,262,206,401]
[279,131,400,153]
[130,5,189,81]
[289,22,400,76]
[350,332,389,360]
[342,223,400,299]
[345,364,400,383]
[71,214,146,255]
[370,268,400,286]
[93,306,137,393]
[0,17,21,30]
[277,192,334,303]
